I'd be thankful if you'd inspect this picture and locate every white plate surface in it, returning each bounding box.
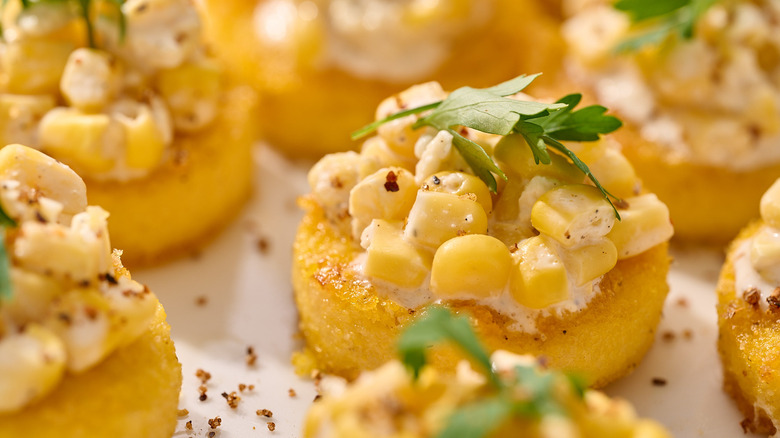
[135,144,764,438]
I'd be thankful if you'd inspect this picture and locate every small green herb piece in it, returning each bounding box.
[614,0,719,52]
[0,204,15,302]
[397,307,589,438]
[2,0,127,48]
[397,306,494,383]
[352,75,623,217]
[0,229,11,301]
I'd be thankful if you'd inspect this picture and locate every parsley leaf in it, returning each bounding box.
[398,306,494,383]
[351,75,624,218]
[614,0,719,52]
[436,398,513,438]
[0,204,14,302]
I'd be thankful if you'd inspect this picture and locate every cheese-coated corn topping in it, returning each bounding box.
[0,145,158,412]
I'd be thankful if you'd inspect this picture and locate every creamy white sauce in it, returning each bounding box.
[733,238,776,311]
[349,252,601,334]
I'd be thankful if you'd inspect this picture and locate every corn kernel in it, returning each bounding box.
[424,171,492,214]
[156,60,221,132]
[3,268,64,326]
[0,324,66,413]
[430,234,511,298]
[414,130,469,185]
[1,38,75,95]
[0,144,87,219]
[308,151,363,220]
[60,48,121,111]
[494,133,583,183]
[607,194,673,259]
[575,139,640,199]
[750,227,780,283]
[111,100,168,169]
[561,239,618,286]
[39,107,116,173]
[531,184,616,248]
[404,190,488,250]
[362,220,432,288]
[375,82,445,159]
[760,179,780,228]
[349,167,418,240]
[492,177,525,222]
[359,136,412,179]
[0,94,56,146]
[510,236,570,309]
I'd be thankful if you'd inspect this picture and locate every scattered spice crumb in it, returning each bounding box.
[267,422,276,432]
[288,388,297,397]
[185,421,193,431]
[208,432,215,438]
[651,377,667,386]
[661,331,675,342]
[248,384,255,390]
[195,296,208,306]
[238,383,247,392]
[256,237,270,254]
[313,394,322,402]
[682,329,693,340]
[221,391,241,409]
[246,346,258,366]
[743,287,761,309]
[199,393,208,401]
[741,418,752,433]
[196,369,212,383]
[177,408,189,416]
[257,409,273,418]
[676,297,689,308]
[208,416,222,429]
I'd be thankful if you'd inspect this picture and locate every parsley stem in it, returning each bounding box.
[0,228,12,301]
[351,101,441,141]
[78,0,95,48]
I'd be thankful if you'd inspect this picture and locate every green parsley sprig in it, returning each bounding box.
[398,307,588,438]
[352,74,623,218]
[0,204,16,301]
[1,0,126,48]
[614,0,719,52]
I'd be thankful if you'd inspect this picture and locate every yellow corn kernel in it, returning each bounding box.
[760,179,780,228]
[38,107,116,173]
[60,48,121,111]
[510,236,569,309]
[359,136,412,179]
[424,171,492,214]
[404,190,488,250]
[375,82,445,159]
[494,133,583,183]
[103,277,159,348]
[113,102,167,169]
[561,239,618,286]
[575,139,640,199]
[3,268,64,325]
[13,207,110,284]
[1,38,75,95]
[0,323,66,413]
[430,234,512,298]
[363,220,432,288]
[156,60,221,133]
[0,144,87,219]
[607,194,673,259]
[492,177,525,222]
[531,184,616,248]
[0,94,56,146]
[349,167,418,240]
[750,227,780,282]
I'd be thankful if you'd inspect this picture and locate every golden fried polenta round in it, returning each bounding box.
[86,86,257,267]
[203,0,564,158]
[0,304,181,438]
[292,198,670,388]
[614,125,779,245]
[717,221,780,435]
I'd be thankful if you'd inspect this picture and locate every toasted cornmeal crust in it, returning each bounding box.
[612,121,778,245]
[203,0,564,158]
[292,198,670,388]
[85,86,257,267]
[717,221,780,435]
[0,303,181,438]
